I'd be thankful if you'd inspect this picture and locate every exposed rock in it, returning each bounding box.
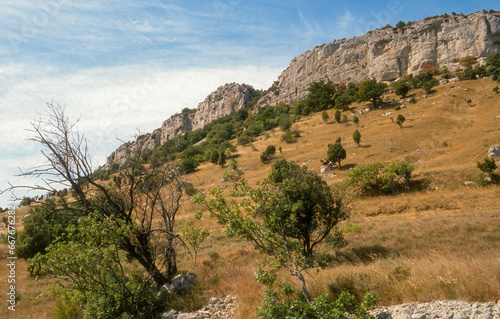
[104,83,255,168]
[161,295,236,319]
[320,162,336,173]
[370,300,500,319]
[464,181,476,186]
[159,273,196,295]
[257,11,500,107]
[488,145,500,159]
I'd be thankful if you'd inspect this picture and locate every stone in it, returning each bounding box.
[162,295,236,319]
[464,181,476,186]
[320,162,336,173]
[488,145,500,159]
[159,273,196,295]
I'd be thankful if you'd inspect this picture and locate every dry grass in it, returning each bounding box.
[1,78,499,318]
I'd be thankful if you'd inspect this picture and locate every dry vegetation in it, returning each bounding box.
[1,78,499,318]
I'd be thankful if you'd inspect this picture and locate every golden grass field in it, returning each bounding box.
[1,78,499,318]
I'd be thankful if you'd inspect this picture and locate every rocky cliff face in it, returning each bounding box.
[257,11,500,107]
[104,83,255,168]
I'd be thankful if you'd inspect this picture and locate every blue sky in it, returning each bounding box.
[1,0,498,207]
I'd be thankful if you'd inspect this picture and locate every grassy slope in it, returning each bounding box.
[1,78,499,318]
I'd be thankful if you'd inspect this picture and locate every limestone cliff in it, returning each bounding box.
[257,11,500,107]
[104,83,255,168]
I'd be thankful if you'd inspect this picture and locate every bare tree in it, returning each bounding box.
[3,102,186,285]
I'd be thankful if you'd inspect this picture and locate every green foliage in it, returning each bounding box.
[334,110,341,123]
[458,68,477,81]
[421,78,438,94]
[260,152,270,164]
[321,111,329,123]
[281,130,300,143]
[304,80,336,111]
[352,116,359,125]
[391,80,411,98]
[217,151,226,167]
[209,149,219,164]
[177,157,199,172]
[358,79,388,107]
[353,130,361,146]
[179,219,209,268]
[279,114,292,131]
[258,282,378,319]
[194,159,349,302]
[17,200,81,260]
[395,114,406,128]
[486,52,500,68]
[395,20,406,28]
[334,94,352,111]
[327,143,346,168]
[345,161,414,195]
[30,213,166,319]
[477,158,497,177]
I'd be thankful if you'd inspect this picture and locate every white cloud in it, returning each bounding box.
[0,62,281,205]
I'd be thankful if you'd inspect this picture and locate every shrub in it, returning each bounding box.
[352,116,359,125]
[279,114,292,131]
[178,157,199,172]
[258,282,378,319]
[260,153,269,164]
[345,161,414,195]
[321,111,329,123]
[477,158,497,177]
[391,80,411,98]
[334,110,341,123]
[395,114,406,128]
[353,130,361,146]
[281,130,300,143]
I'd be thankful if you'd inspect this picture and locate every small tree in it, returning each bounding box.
[352,116,359,125]
[334,110,341,123]
[358,79,388,107]
[353,130,361,146]
[477,158,497,177]
[194,159,349,303]
[218,151,226,167]
[395,114,406,128]
[327,143,347,168]
[179,219,209,268]
[422,78,438,93]
[321,111,329,123]
[391,80,411,98]
[209,149,219,164]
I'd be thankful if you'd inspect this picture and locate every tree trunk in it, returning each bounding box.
[164,236,177,281]
[296,269,312,303]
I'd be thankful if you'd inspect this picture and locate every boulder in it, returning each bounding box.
[320,163,336,173]
[488,145,500,159]
[159,272,196,295]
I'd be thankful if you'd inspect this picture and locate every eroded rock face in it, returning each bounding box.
[104,83,255,168]
[257,11,500,107]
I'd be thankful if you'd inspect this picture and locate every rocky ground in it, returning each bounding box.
[370,300,500,319]
[162,298,500,319]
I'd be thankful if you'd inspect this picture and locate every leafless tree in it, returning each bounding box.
[2,102,187,284]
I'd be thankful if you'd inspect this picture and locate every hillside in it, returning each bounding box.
[2,77,499,318]
[103,10,500,169]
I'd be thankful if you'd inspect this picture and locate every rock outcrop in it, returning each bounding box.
[488,145,500,159]
[104,83,255,168]
[161,295,236,319]
[370,300,500,319]
[257,11,500,107]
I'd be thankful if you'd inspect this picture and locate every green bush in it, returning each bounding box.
[477,158,497,177]
[345,161,414,195]
[281,130,300,143]
[258,281,378,319]
[327,143,346,168]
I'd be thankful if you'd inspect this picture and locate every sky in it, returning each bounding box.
[1,0,498,207]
